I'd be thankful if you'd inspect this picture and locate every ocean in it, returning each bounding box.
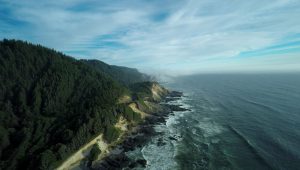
[125,74,300,170]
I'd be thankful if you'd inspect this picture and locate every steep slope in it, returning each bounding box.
[81,59,151,86]
[57,81,170,170]
[0,40,141,170]
[130,81,169,102]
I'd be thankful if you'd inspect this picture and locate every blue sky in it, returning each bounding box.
[1,0,300,75]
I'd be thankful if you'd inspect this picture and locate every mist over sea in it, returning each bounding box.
[126,73,300,170]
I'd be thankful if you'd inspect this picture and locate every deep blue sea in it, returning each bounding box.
[126,74,300,170]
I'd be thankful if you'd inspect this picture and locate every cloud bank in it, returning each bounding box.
[1,0,300,75]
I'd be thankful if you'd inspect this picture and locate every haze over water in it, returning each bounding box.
[127,73,300,170]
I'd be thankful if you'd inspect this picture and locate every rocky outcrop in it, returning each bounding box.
[57,82,173,170]
[150,82,169,102]
[92,89,184,170]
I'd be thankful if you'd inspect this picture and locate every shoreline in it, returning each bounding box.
[90,91,189,170]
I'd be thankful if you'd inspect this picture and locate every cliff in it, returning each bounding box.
[0,39,163,170]
[56,82,170,169]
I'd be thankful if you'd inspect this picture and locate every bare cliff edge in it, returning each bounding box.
[56,82,173,170]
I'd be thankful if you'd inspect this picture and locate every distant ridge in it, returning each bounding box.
[81,59,151,86]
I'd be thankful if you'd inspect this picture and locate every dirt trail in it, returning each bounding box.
[56,134,108,170]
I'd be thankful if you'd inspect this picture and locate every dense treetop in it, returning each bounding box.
[81,59,151,86]
[0,39,148,170]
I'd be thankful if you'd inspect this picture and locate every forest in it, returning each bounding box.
[0,39,149,169]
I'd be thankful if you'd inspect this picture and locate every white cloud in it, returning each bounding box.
[1,0,300,75]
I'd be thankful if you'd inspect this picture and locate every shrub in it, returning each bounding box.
[89,144,101,161]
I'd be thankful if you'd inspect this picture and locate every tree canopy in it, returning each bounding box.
[0,39,148,169]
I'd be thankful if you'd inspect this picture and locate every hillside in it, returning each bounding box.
[81,59,151,86]
[0,39,151,169]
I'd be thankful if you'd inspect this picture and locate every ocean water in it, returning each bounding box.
[126,74,300,170]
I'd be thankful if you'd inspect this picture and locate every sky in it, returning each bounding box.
[1,0,300,75]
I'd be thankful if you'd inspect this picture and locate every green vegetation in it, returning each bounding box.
[88,144,101,162]
[103,126,121,143]
[117,104,141,122]
[130,81,155,100]
[0,39,152,170]
[81,59,151,86]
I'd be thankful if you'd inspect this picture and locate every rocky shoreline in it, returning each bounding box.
[91,91,188,170]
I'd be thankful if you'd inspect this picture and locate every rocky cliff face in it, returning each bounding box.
[150,82,169,102]
[56,82,170,169]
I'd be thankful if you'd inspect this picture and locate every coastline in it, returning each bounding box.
[56,83,189,170]
[91,90,189,170]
